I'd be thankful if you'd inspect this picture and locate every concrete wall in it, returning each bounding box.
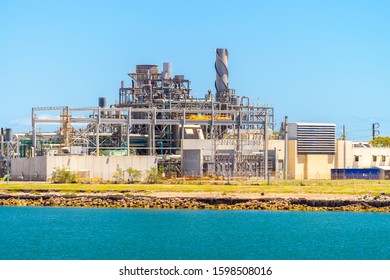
[287,123,298,140]
[350,147,390,168]
[182,139,212,153]
[304,154,335,179]
[288,140,299,179]
[11,155,157,181]
[182,150,202,176]
[181,139,209,176]
[335,140,354,168]
[11,157,47,181]
[268,139,285,153]
[269,139,285,174]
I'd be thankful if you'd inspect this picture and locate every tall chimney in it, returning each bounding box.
[215,48,229,99]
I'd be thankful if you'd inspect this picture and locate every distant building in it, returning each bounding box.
[336,140,390,169]
[287,122,336,179]
[287,122,390,179]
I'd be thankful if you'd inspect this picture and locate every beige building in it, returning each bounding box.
[287,122,336,179]
[286,122,390,179]
[288,140,336,180]
[336,140,390,169]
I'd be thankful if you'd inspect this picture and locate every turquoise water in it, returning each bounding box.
[1,206,390,260]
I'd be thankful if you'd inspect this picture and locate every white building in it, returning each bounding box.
[336,140,390,169]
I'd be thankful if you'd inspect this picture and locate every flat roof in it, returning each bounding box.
[290,122,336,126]
[374,166,390,170]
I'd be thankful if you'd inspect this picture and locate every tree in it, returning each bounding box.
[369,136,390,148]
[126,167,142,183]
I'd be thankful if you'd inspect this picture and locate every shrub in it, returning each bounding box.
[112,165,125,183]
[145,167,162,184]
[52,166,76,183]
[126,167,142,183]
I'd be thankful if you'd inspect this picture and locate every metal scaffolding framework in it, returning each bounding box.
[31,106,274,153]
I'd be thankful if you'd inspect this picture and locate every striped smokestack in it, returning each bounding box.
[215,48,229,96]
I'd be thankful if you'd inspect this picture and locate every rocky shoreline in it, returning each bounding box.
[1,192,390,212]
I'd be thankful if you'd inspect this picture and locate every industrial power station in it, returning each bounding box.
[3,48,389,182]
[2,49,280,181]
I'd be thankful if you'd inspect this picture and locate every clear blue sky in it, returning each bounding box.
[1,0,389,140]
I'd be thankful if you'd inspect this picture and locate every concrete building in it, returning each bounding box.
[287,122,390,180]
[181,137,285,178]
[287,123,336,179]
[336,140,390,169]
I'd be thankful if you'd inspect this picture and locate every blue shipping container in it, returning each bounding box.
[331,168,380,180]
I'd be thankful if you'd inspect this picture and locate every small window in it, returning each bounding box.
[354,155,359,162]
[373,155,377,162]
[382,156,386,162]
[185,129,194,135]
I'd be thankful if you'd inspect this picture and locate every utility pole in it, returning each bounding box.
[283,116,288,180]
[372,123,380,140]
[264,110,268,180]
[343,125,346,169]
[342,125,346,140]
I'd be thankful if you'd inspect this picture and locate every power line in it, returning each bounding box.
[372,123,380,140]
